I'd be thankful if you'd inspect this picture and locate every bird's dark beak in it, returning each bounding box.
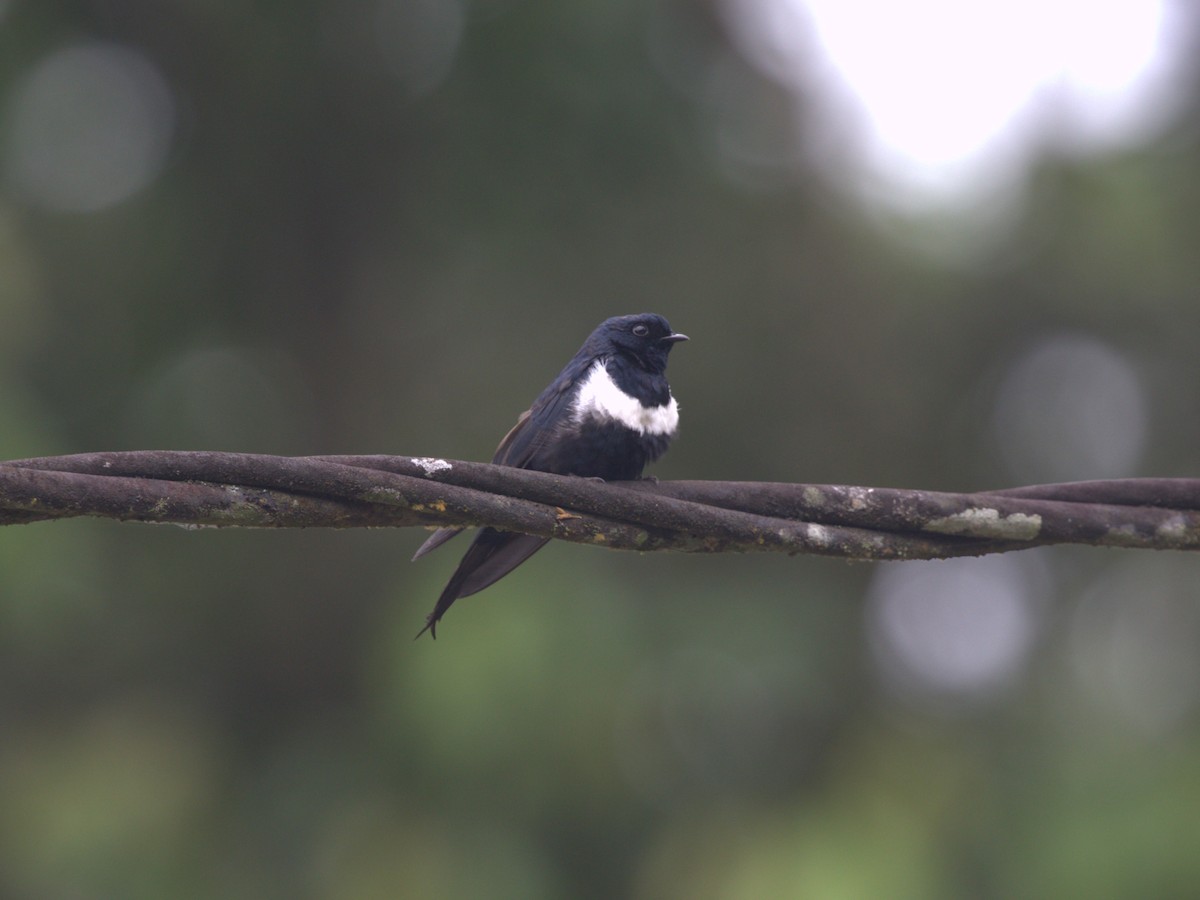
[661,333,689,344]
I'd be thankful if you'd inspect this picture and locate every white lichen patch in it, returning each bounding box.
[847,486,873,511]
[805,523,831,546]
[926,507,1042,540]
[1155,514,1191,546]
[412,457,452,476]
[803,486,827,508]
[1105,524,1143,547]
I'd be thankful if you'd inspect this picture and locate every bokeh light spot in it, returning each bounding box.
[124,345,308,451]
[1069,557,1200,739]
[2,42,175,213]
[990,334,1147,484]
[374,0,464,97]
[866,555,1042,707]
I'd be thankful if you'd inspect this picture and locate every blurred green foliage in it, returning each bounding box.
[1,1,1200,897]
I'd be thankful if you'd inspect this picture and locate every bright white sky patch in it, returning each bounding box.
[722,0,1181,207]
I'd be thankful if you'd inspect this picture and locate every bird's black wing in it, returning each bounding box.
[492,357,591,470]
[410,525,463,560]
[412,360,589,559]
[410,405,540,561]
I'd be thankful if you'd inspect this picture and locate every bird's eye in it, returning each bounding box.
[632,324,649,337]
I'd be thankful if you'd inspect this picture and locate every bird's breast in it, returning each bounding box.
[571,360,679,436]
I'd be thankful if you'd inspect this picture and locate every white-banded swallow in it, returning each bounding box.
[413,313,688,638]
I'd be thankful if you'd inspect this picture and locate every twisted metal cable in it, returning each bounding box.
[0,451,1196,559]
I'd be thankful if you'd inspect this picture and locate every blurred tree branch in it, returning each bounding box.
[0,451,1196,559]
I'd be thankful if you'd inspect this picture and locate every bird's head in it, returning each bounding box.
[594,313,688,373]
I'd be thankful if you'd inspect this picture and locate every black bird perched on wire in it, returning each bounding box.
[413,313,688,638]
